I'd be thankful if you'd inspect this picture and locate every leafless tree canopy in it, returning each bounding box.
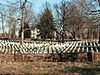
[0,0,99,41]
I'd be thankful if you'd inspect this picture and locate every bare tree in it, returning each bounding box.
[54,0,99,41]
[54,0,82,41]
[6,5,18,39]
[19,0,35,40]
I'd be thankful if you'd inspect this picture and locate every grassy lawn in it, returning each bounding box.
[0,62,99,75]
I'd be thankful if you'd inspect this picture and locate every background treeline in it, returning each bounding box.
[0,0,100,41]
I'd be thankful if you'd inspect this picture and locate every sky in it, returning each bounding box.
[0,0,99,13]
[31,0,62,14]
[0,0,99,14]
[0,0,62,14]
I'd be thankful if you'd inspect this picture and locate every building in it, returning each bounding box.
[31,27,41,40]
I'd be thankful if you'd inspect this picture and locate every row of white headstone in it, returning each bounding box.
[0,40,99,54]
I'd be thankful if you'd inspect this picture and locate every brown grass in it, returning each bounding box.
[0,62,96,75]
